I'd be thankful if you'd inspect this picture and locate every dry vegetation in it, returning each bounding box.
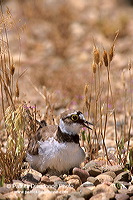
[0,0,133,184]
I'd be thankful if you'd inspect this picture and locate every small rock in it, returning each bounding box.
[110,183,118,193]
[41,176,54,185]
[49,176,62,183]
[84,161,99,169]
[79,187,93,199]
[87,177,100,186]
[64,175,82,189]
[55,194,71,200]
[58,185,75,193]
[66,178,81,189]
[37,191,58,200]
[102,171,116,179]
[104,165,124,175]
[96,174,114,183]
[22,172,40,184]
[32,184,51,193]
[93,184,115,198]
[54,181,68,189]
[87,168,101,177]
[68,192,85,200]
[73,168,90,183]
[114,171,131,182]
[24,192,38,200]
[21,169,42,184]
[115,193,130,200]
[12,180,31,192]
[3,191,21,200]
[127,185,133,196]
[0,187,11,194]
[81,181,94,187]
[0,194,5,200]
[118,188,128,194]
[128,185,133,191]
[77,185,95,192]
[83,186,95,191]
[90,192,111,200]
[64,175,81,182]
[69,195,85,200]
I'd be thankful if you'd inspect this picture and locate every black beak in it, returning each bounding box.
[82,120,93,130]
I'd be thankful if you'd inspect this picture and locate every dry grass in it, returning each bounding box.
[82,33,133,168]
[0,3,32,183]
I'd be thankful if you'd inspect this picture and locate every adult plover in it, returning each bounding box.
[26,110,92,174]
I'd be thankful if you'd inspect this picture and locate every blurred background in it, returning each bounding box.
[1,0,133,114]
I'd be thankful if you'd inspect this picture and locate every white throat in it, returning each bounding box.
[59,119,82,135]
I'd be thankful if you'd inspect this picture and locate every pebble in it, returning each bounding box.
[79,187,93,199]
[90,192,111,200]
[49,176,62,183]
[73,167,90,183]
[69,192,85,200]
[64,175,81,182]
[12,180,32,192]
[115,193,130,200]
[118,188,128,194]
[103,165,124,175]
[64,175,82,189]
[93,183,115,198]
[67,178,81,189]
[87,167,102,177]
[37,191,58,200]
[87,177,100,186]
[54,181,68,189]
[69,195,85,200]
[102,171,116,179]
[127,185,133,196]
[0,194,5,200]
[95,174,114,183]
[58,185,75,193]
[24,192,38,200]
[41,176,54,185]
[3,191,21,200]
[84,161,99,169]
[80,181,94,187]
[0,186,11,194]
[114,171,131,182]
[21,169,42,184]
[55,194,71,200]
[32,184,51,193]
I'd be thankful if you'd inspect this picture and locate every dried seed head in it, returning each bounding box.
[93,47,100,65]
[84,84,89,96]
[92,61,96,73]
[122,70,126,87]
[5,72,10,86]
[103,50,108,67]
[15,81,19,98]
[109,44,114,63]
[10,64,15,76]
[128,60,132,70]
[99,59,103,67]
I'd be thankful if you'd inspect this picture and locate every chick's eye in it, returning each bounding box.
[71,114,79,121]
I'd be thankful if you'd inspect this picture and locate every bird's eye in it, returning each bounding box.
[71,114,79,121]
